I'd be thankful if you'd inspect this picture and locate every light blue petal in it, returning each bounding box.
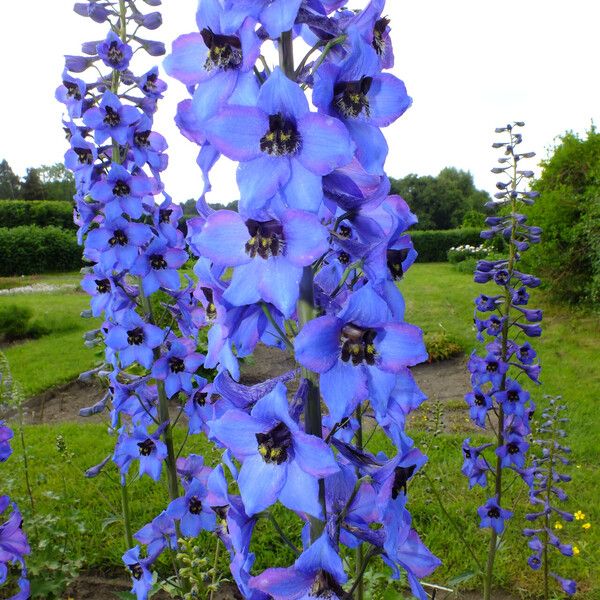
[238,454,287,515]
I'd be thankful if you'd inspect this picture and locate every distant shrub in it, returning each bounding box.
[424,331,463,362]
[0,226,82,276]
[0,201,74,229]
[447,243,490,264]
[411,229,482,262]
[0,305,49,342]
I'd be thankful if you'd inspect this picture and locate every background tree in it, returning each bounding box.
[523,127,600,304]
[0,159,21,199]
[38,163,76,201]
[21,168,46,201]
[390,167,490,229]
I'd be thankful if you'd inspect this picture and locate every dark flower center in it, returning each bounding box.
[256,422,292,465]
[340,323,377,366]
[75,147,93,165]
[494,270,509,285]
[507,442,520,455]
[338,224,352,238]
[127,327,144,346]
[159,208,172,223]
[137,438,155,456]
[373,17,390,55]
[169,357,185,373]
[464,448,472,459]
[507,390,519,403]
[103,105,121,127]
[109,229,128,246]
[486,361,498,373]
[64,81,82,100]
[391,464,416,499]
[150,254,168,270]
[188,495,202,515]
[143,73,158,93]
[112,179,130,197]
[134,130,151,148]
[387,248,409,280]
[129,563,143,580]
[201,287,217,319]
[260,113,301,156]
[193,391,208,406]
[245,220,284,259]
[487,507,500,519]
[333,76,373,118]
[338,251,350,265]
[212,505,230,532]
[107,41,124,65]
[474,392,486,406]
[95,278,110,294]
[201,28,242,71]
[310,570,344,598]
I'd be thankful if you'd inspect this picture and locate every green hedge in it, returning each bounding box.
[411,228,483,262]
[0,226,82,275]
[0,200,74,229]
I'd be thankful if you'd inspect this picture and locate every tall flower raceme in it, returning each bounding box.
[164,1,439,598]
[0,367,30,599]
[57,1,202,596]
[462,123,543,599]
[524,397,576,597]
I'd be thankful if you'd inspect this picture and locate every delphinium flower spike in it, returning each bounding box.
[524,396,576,597]
[164,1,439,598]
[462,123,543,600]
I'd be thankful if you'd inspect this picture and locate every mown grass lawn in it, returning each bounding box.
[0,264,598,598]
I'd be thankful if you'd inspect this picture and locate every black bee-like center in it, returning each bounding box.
[75,147,93,165]
[340,323,377,366]
[486,361,498,373]
[387,248,409,280]
[159,208,172,223]
[64,81,82,100]
[150,254,168,270]
[391,464,416,499]
[129,563,143,580]
[103,105,121,127]
[256,422,292,465]
[107,41,124,66]
[507,390,519,403]
[127,327,144,346]
[169,357,185,373]
[474,392,486,406]
[373,17,390,55]
[333,76,373,118]
[244,219,284,259]
[338,224,352,238]
[95,278,110,294]
[112,180,130,197]
[200,28,243,71]
[310,570,345,598]
[137,438,155,456]
[188,495,202,515]
[507,442,520,455]
[134,130,151,148]
[143,73,158,93]
[260,113,301,156]
[338,251,351,265]
[487,507,500,519]
[109,229,128,246]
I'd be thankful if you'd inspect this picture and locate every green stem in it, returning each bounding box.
[261,302,294,351]
[120,477,134,548]
[18,407,35,518]
[278,30,327,542]
[483,130,519,600]
[209,539,222,600]
[268,512,300,555]
[354,408,364,600]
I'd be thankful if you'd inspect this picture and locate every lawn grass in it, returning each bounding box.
[0,264,598,598]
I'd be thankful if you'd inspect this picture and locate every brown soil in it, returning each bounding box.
[2,347,475,432]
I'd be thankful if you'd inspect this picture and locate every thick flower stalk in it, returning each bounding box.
[163,1,439,598]
[524,397,576,597]
[462,123,543,599]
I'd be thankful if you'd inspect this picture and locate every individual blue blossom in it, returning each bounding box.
[122,546,154,600]
[464,386,492,428]
[495,379,530,418]
[551,572,576,596]
[208,383,339,516]
[191,208,329,317]
[97,30,133,70]
[250,532,347,599]
[139,67,168,100]
[83,90,141,144]
[151,338,203,398]
[129,115,169,171]
[461,439,491,488]
[106,310,164,369]
[134,511,177,556]
[55,71,88,118]
[166,478,216,537]
[478,498,513,534]
[130,236,188,296]
[113,425,168,481]
[204,68,355,213]
[496,433,529,469]
[0,498,30,570]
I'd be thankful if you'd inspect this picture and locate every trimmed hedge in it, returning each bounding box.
[411,228,483,262]
[0,200,74,229]
[0,226,82,275]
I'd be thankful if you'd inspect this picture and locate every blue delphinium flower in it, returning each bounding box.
[0,423,13,462]
[83,90,141,144]
[122,546,154,600]
[166,478,216,536]
[114,425,168,481]
[209,383,338,516]
[97,30,133,71]
[478,498,513,534]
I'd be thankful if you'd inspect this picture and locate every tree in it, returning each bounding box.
[522,127,600,304]
[390,167,490,230]
[21,168,46,201]
[37,163,76,201]
[0,159,21,199]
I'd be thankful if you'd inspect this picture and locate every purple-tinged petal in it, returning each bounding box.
[208,410,261,460]
[238,454,287,515]
[193,210,251,266]
[295,315,342,373]
[293,432,339,478]
[376,323,428,372]
[283,209,329,267]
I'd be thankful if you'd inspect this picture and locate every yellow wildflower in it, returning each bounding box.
[573,546,580,556]
[582,522,591,530]
[554,521,563,530]
[574,510,585,521]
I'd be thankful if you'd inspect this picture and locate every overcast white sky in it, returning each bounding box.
[1,1,598,205]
